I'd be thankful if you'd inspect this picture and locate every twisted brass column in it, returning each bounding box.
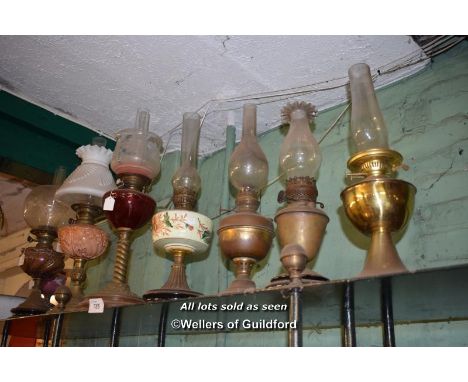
[112,228,132,284]
[77,227,144,308]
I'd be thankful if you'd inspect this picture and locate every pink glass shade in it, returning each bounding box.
[103,189,156,230]
[111,110,163,181]
[21,247,65,279]
[58,224,109,260]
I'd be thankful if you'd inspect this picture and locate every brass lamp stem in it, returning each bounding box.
[160,249,190,291]
[69,258,87,303]
[360,229,407,277]
[221,257,257,294]
[233,257,256,282]
[112,228,132,284]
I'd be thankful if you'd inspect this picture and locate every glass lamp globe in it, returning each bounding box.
[348,63,389,153]
[172,112,202,196]
[279,102,321,181]
[228,103,268,194]
[24,185,73,230]
[111,109,163,181]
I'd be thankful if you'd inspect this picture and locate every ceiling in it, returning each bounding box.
[0,35,428,156]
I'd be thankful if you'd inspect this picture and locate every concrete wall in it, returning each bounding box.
[80,42,468,346]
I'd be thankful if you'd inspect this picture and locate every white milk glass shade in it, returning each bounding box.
[111,109,163,181]
[348,63,389,153]
[279,104,321,180]
[56,143,116,207]
[228,104,269,193]
[24,185,74,230]
[172,112,202,194]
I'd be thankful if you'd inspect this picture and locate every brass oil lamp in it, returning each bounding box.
[11,172,74,316]
[144,112,213,300]
[269,101,329,287]
[341,63,416,277]
[79,110,161,308]
[56,138,114,309]
[218,104,274,294]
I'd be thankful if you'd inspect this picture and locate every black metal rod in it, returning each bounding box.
[1,320,11,347]
[42,318,52,347]
[52,314,64,347]
[342,282,357,347]
[157,303,169,347]
[381,278,396,347]
[109,307,121,347]
[288,288,303,347]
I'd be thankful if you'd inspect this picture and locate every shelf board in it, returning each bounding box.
[1,263,468,340]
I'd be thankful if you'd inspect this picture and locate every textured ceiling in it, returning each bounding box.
[0,35,427,155]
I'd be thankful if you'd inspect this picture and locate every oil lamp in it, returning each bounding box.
[79,109,160,308]
[144,112,213,300]
[341,63,416,277]
[269,101,329,287]
[11,172,73,316]
[56,138,114,308]
[217,104,274,294]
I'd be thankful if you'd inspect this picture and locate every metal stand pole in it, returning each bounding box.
[342,282,356,347]
[52,313,64,347]
[110,307,121,347]
[288,288,303,347]
[157,303,169,347]
[1,320,11,347]
[381,278,396,347]
[43,318,52,347]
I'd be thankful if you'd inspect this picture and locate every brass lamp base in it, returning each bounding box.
[79,282,145,308]
[143,248,202,300]
[341,177,416,277]
[358,230,407,278]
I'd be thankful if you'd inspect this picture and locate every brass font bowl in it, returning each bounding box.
[341,178,416,234]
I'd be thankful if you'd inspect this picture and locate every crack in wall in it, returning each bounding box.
[220,35,231,56]
[422,157,455,191]
[175,71,194,86]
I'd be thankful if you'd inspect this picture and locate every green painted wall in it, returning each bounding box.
[0,91,115,179]
[79,41,468,346]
